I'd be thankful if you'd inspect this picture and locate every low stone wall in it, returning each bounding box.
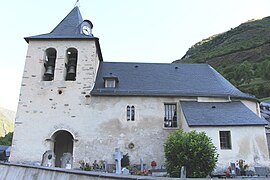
[0,162,182,180]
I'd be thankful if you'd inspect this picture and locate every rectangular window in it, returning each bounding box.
[105,79,116,88]
[164,104,177,128]
[219,131,232,149]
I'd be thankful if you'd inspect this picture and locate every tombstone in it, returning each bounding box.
[230,162,236,178]
[104,160,108,172]
[122,167,130,175]
[113,148,123,174]
[180,166,186,178]
[60,152,73,169]
[140,157,144,171]
[41,150,55,167]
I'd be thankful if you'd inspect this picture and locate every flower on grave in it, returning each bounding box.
[151,161,157,168]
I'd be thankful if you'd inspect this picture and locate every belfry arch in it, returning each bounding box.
[51,130,74,167]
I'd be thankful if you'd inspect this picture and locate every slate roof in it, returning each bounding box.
[181,101,267,126]
[25,6,96,42]
[91,62,255,99]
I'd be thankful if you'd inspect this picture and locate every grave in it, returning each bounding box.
[230,162,236,178]
[255,167,268,177]
[180,166,186,178]
[60,152,73,169]
[41,150,55,167]
[140,157,144,171]
[113,148,123,174]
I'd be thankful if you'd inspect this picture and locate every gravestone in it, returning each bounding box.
[60,152,73,169]
[41,150,55,167]
[140,157,144,171]
[230,162,236,178]
[113,148,123,174]
[180,166,186,178]
[122,167,130,175]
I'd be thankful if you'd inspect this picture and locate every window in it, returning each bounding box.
[127,105,135,121]
[43,48,57,81]
[103,76,119,88]
[65,48,78,81]
[219,131,232,149]
[105,79,116,88]
[164,104,177,128]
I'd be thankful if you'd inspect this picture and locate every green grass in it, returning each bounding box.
[260,97,270,101]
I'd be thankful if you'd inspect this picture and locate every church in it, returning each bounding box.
[10,6,269,170]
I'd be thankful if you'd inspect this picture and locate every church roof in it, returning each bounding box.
[91,62,255,100]
[25,6,96,42]
[181,101,267,126]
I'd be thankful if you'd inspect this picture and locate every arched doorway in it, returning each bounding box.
[52,130,74,167]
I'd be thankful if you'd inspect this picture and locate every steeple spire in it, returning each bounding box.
[25,6,95,42]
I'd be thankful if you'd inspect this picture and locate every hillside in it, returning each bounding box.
[176,17,270,98]
[0,107,15,137]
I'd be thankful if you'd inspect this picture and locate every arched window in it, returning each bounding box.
[127,105,135,121]
[66,48,78,81]
[43,48,57,81]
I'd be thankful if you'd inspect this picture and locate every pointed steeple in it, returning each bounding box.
[25,7,95,42]
[50,6,83,35]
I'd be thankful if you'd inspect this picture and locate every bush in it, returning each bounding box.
[121,153,130,167]
[0,132,13,146]
[164,130,218,178]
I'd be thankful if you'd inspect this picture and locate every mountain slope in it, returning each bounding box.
[0,107,15,137]
[176,17,270,98]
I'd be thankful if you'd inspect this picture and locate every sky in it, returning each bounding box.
[0,0,270,111]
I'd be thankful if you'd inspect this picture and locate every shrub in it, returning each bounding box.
[164,130,218,178]
[0,132,13,146]
[121,153,130,167]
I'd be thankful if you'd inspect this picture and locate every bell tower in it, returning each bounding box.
[10,6,102,165]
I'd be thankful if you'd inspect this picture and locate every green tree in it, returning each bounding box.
[0,132,13,146]
[234,61,253,84]
[164,130,218,178]
[257,60,270,80]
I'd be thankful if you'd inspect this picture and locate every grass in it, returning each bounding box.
[260,97,270,101]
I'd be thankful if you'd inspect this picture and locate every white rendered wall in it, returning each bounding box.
[10,39,100,164]
[188,126,269,168]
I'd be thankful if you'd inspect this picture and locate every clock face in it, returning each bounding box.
[82,26,91,35]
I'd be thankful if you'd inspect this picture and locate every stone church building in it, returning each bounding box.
[10,7,269,169]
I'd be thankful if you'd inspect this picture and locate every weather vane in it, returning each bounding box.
[74,0,80,7]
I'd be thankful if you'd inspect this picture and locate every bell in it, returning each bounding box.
[44,65,54,76]
[67,65,76,75]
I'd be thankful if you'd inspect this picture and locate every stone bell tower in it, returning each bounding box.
[10,6,102,167]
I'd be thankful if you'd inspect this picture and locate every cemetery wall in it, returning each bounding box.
[0,162,183,180]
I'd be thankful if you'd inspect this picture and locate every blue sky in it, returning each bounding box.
[0,0,270,111]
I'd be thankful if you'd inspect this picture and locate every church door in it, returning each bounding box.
[53,130,74,167]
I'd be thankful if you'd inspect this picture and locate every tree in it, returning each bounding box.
[0,132,13,146]
[164,130,218,178]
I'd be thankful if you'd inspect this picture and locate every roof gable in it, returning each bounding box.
[181,101,267,126]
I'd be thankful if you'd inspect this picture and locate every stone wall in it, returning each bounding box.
[0,162,182,180]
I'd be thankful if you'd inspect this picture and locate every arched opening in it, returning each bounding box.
[52,130,74,167]
[43,48,57,81]
[65,48,78,81]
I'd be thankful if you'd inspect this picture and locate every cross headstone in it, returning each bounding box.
[41,150,55,167]
[113,148,123,174]
[60,152,73,169]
